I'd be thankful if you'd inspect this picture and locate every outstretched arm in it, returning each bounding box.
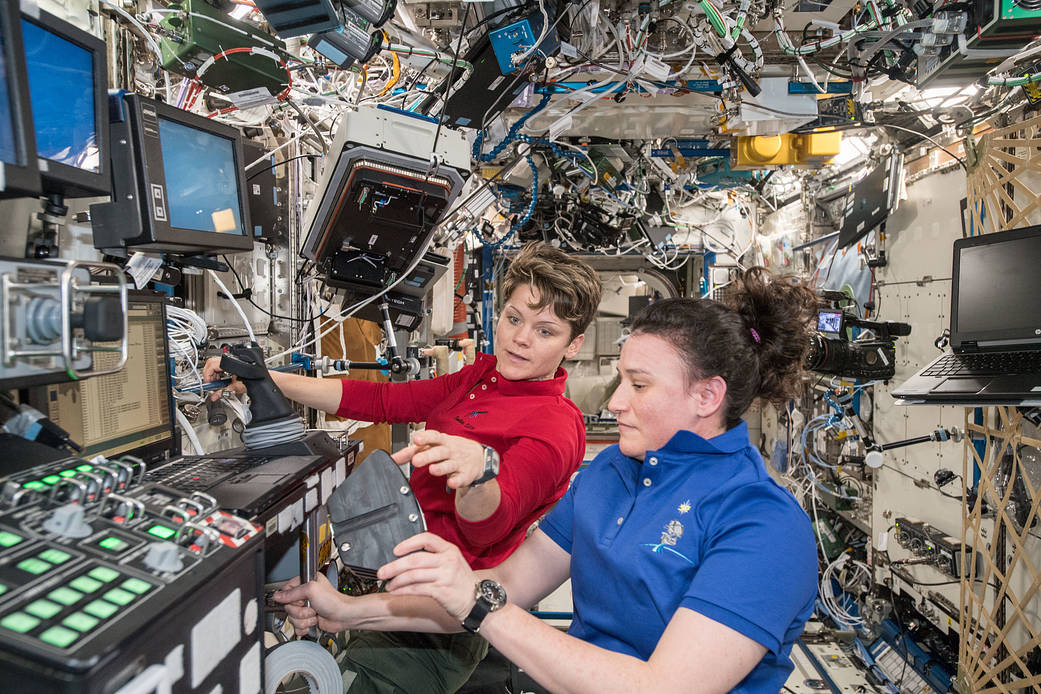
[272,528,571,635]
[201,357,343,413]
[379,532,768,694]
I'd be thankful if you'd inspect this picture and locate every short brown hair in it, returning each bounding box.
[501,242,602,339]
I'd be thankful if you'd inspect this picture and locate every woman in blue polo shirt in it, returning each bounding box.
[276,267,821,694]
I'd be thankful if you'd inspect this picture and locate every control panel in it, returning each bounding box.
[0,455,265,693]
[895,516,984,580]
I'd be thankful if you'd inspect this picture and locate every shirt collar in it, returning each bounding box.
[652,420,752,457]
[477,353,568,397]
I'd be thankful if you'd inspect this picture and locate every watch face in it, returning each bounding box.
[478,579,507,607]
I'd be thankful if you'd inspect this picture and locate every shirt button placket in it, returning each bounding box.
[641,456,658,489]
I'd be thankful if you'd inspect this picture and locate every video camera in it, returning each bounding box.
[805,291,911,381]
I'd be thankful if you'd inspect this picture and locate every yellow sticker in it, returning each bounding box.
[211,208,237,233]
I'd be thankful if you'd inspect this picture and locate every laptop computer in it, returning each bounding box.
[892,225,1041,405]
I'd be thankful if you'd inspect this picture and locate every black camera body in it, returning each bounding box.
[806,334,898,380]
[805,296,910,381]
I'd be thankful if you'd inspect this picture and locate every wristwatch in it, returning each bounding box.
[461,579,507,633]
[470,445,500,486]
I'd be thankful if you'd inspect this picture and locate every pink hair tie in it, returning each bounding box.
[749,328,761,344]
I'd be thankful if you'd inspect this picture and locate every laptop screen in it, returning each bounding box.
[29,293,178,463]
[952,225,1041,349]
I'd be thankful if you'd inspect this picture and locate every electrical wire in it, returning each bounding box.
[175,407,205,455]
[208,269,257,343]
[870,123,968,170]
[245,153,321,181]
[98,0,165,62]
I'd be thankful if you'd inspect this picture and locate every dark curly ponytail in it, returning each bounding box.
[630,267,818,429]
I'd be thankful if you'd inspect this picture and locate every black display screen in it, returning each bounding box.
[956,231,1041,338]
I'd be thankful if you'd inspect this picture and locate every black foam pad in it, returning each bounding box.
[325,449,426,579]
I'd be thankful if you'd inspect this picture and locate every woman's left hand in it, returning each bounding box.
[392,430,487,489]
[377,532,479,622]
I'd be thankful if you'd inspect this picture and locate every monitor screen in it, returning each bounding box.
[817,310,843,334]
[159,116,246,235]
[34,297,174,461]
[22,18,98,173]
[954,227,1041,340]
[0,0,39,197]
[19,9,108,198]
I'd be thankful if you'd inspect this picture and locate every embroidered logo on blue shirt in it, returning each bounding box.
[640,507,696,565]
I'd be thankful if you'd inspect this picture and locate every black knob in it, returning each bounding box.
[73,297,124,342]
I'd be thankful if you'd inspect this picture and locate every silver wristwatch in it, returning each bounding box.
[461,579,507,633]
[470,445,500,486]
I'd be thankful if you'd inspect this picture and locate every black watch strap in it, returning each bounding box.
[461,600,492,633]
[470,445,500,487]
[461,579,506,633]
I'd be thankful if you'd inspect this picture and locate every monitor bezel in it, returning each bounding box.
[20,8,110,199]
[950,224,1041,350]
[98,92,254,254]
[0,0,40,198]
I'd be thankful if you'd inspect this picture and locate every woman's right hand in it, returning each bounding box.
[272,574,352,634]
[201,355,246,401]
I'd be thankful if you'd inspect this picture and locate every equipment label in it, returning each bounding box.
[226,87,278,110]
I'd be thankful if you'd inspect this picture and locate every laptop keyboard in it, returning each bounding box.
[143,456,275,493]
[922,351,1041,377]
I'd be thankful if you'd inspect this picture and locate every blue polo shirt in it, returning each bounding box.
[540,422,817,693]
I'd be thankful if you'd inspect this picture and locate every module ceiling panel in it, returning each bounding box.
[520,92,722,140]
[753,0,859,31]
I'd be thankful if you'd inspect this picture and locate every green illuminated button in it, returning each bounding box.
[61,612,99,632]
[48,587,83,606]
[39,549,72,565]
[69,576,103,594]
[22,481,47,491]
[17,558,51,575]
[98,536,129,552]
[39,625,78,648]
[76,464,93,472]
[25,600,62,619]
[0,584,6,596]
[147,525,176,540]
[87,566,120,583]
[83,600,118,619]
[41,475,60,485]
[121,578,151,595]
[103,588,134,606]
[1,612,40,633]
[0,531,22,547]
[59,470,77,478]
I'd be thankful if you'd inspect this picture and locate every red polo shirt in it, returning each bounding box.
[336,353,585,569]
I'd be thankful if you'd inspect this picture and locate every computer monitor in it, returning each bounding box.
[0,0,39,198]
[91,92,254,255]
[29,293,177,464]
[20,8,109,199]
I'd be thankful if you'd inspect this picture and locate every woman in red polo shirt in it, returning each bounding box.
[206,242,602,693]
